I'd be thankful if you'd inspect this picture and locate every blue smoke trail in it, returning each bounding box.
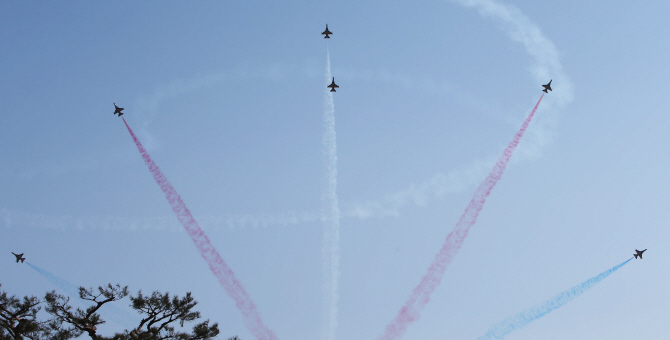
[27,262,138,328]
[477,258,632,340]
[27,262,80,297]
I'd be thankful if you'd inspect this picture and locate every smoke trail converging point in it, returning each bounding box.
[478,258,632,339]
[122,118,277,340]
[321,46,341,340]
[379,94,544,340]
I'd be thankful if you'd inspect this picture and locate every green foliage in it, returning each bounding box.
[0,284,49,340]
[115,291,219,340]
[0,284,228,340]
[45,284,128,340]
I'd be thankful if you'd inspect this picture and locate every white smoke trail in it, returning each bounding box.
[0,208,321,232]
[5,0,575,234]
[0,208,182,231]
[321,46,341,340]
[342,158,494,219]
[451,0,574,161]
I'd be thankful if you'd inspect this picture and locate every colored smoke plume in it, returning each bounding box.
[27,262,80,297]
[379,94,544,340]
[122,118,277,340]
[478,258,632,339]
[28,263,137,327]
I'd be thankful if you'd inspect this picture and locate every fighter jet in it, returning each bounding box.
[634,249,647,259]
[322,24,333,39]
[113,103,124,116]
[327,77,339,92]
[11,252,25,263]
[542,80,552,93]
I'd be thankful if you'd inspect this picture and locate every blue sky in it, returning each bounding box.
[1,1,669,339]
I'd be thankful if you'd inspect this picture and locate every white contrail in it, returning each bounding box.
[0,207,181,231]
[134,72,227,152]
[0,207,324,232]
[5,0,575,235]
[451,0,574,160]
[351,0,575,220]
[342,158,495,219]
[321,46,341,340]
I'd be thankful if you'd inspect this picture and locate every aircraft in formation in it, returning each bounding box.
[634,249,647,259]
[322,24,333,39]
[114,103,124,116]
[11,252,25,263]
[328,77,339,92]
[542,80,552,93]
[322,25,339,92]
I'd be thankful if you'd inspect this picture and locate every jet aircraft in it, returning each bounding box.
[11,252,25,263]
[114,103,124,116]
[327,77,339,92]
[634,249,647,259]
[322,24,333,39]
[542,80,552,93]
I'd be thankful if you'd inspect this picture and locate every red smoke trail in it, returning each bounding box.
[122,118,277,340]
[379,94,544,340]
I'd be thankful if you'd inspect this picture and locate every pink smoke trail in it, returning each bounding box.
[379,94,544,340]
[122,118,277,340]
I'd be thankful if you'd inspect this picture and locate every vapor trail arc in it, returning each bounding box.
[477,258,632,339]
[321,46,341,340]
[379,94,544,340]
[122,118,277,340]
